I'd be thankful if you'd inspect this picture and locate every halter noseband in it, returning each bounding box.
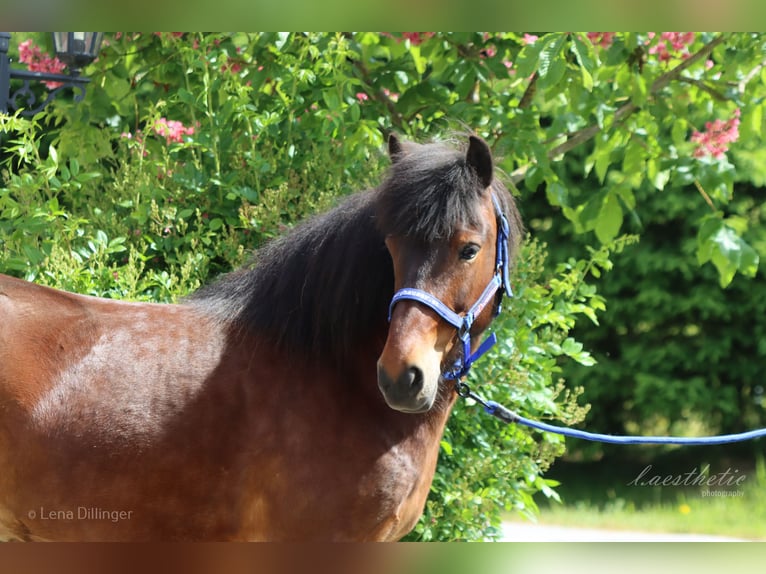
[387,193,513,381]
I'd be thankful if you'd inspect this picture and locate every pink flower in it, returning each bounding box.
[690,108,741,159]
[522,34,538,45]
[401,32,435,45]
[355,92,369,102]
[221,61,243,75]
[382,88,399,102]
[18,39,35,63]
[153,117,195,145]
[586,32,616,49]
[647,32,696,62]
[18,39,66,89]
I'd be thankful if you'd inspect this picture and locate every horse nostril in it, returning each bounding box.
[405,366,424,392]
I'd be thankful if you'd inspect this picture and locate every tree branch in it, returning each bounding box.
[518,72,538,110]
[352,58,405,132]
[678,76,729,102]
[510,34,727,186]
[694,179,718,212]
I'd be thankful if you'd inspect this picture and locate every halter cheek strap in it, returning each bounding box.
[494,196,513,307]
[387,193,513,380]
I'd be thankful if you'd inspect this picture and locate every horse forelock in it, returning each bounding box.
[377,138,523,263]
[375,141,491,242]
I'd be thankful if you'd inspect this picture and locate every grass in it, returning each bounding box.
[517,447,766,540]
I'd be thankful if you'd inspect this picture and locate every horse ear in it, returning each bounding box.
[466,135,493,189]
[388,133,404,163]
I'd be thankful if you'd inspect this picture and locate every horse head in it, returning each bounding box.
[376,134,518,413]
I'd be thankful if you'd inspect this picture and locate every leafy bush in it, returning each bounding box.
[3,31,766,539]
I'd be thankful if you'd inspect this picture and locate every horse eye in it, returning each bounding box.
[459,244,480,261]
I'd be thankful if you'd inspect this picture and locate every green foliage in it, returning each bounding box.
[533,179,766,457]
[3,31,766,539]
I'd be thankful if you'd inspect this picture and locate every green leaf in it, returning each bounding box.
[741,102,763,142]
[538,53,567,91]
[594,147,611,184]
[209,217,224,231]
[570,34,595,91]
[410,45,427,75]
[622,139,645,177]
[739,240,760,278]
[647,159,671,190]
[545,181,569,207]
[561,337,582,355]
[177,88,196,105]
[616,184,636,210]
[321,89,341,111]
[620,141,645,189]
[671,120,688,148]
[275,32,290,50]
[349,102,361,123]
[630,73,648,106]
[579,191,607,231]
[697,217,760,287]
[514,38,546,78]
[537,34,567,90]
[595,192,623,244]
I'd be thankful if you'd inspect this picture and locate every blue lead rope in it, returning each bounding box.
[457,383,766,446]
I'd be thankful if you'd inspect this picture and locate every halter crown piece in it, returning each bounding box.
[387,193,513,381]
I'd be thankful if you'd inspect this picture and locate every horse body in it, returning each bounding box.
[0,273,450,541]
[0,135,522,541]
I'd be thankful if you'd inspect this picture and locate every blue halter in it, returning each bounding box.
[387,194,513,380]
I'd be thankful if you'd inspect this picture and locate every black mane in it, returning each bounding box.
[189,138,522,366]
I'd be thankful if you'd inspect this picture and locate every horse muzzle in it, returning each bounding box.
[378,344,448,413]
[376,361,437,413]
